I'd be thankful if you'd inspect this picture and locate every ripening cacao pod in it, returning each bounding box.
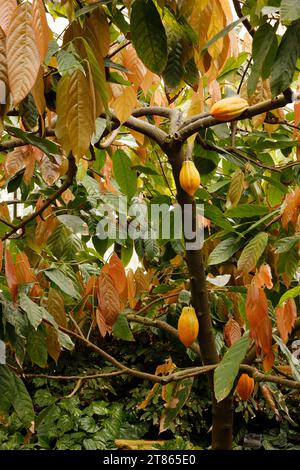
[210,96,249,121]
[179,160,200,196]
[178,306,199,347]
[236,373,254,401]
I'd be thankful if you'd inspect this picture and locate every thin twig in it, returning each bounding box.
[108,41,131,59]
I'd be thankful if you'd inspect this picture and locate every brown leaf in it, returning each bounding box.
[97,272,120,327]
[32,0,50,60]
[84,7,110,58]
[6,2,41,105]
[46,324,61,363]
[111,86,137,124]
[4,248,17,302]
[0,0,17,35]
[4,147,26,177]
[35,208,58,246]
[246,283,274,370]
[276,298,297,343]
[15,252,36,284]
[96,307,112,337]
[223,317,241,347]
[108,253,127,295]
[31,66,46,117]
[135,267,151,296]
[127,268,137,309]
[48,288,67,328]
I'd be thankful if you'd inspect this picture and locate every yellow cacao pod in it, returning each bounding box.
[236,373,254,401]
[178,306,199,347]
[179,160,200,196]
[210,96,249,121]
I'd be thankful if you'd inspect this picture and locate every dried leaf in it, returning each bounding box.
[111,86,137,124]
[15,252,36,284]
[96,307,112,337]
[281,187,300,230]
[4,147,26,177]
[108,253,127,295]
[226,169,244,210]
[40,154,60,186]
[224,317,242,347]
[127,268,137,309]
[135,267,151,296]
[0,26,7,84]
[6,2,41,105]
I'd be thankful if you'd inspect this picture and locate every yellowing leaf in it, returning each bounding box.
[207,0,225,58]
[32,0,50,60]
[67,69,96,159]
[0,0,17,35]
[0,240,3,272]
[31,66,46,117]
[48,287,67,328]
[127,268,137,309]
[40,154,60,186]
[112,86,137,124]
[226,169,244,210]
[55,73,72,155]
[84,7,110,58]
[237,232,269,275]
[122,44,147,89]
[4,147,26,177]
[4,248,18,302]
[6,2,41,105]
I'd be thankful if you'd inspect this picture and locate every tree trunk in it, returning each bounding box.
[166,143,233,450]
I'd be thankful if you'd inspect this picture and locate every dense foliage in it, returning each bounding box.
[0,0,300,450]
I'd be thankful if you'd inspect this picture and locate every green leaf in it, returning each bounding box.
[201,17,247,55]
[130,0,168,74]
[281,0,300,24]
[20,293,44,330]
[57,215,89,235]
[203,203,234,232]
[270,21,300,96]
[248,23,277,96]
[57,50,84,74]
[225,204,269,218]
[44,269,81,299]
[274,235,300,253]
[273,335,300,382]
[163,43,184,89]
[237,232,268,274]
[159,378,193,433]
[112,150,137,201]
[112,315,134,342]
[208,237,244,266]
[214,335,250,402]
[26,326,48,368]
[278,286,300,305]
[5,126,60,156]
[0,365,34,427]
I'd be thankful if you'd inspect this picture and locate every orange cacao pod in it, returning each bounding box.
[178,306,199,347]
[236,373,254,401]
[179,160,200,196]
[210,96,249,121]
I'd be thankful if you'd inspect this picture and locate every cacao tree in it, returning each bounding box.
[0,0,300,451]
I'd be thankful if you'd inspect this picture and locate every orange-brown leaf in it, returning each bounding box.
[253,264,273,289]
[276,298,297,343]
[32,0,50,60]
[0,26,7,84]
[48,287,67,328]
[46,324,61,363]
[15,252,36,284]
[96,307,112,337]
[223,317,241,347]
[246,283,273,370]
[127,268,137,309]
[97,272,120,326]
[4,248,17,302]
[108,253,127,295]
[281,188,300,230]
[31,66,46,117]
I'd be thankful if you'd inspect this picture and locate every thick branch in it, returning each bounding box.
[124,115,167,148]
[132,107,173,119]
[177,91,293,141]
[1,154,77,241]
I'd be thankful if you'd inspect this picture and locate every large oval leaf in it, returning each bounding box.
[6,2,41,104]
[237,232,268,274]
[130,0,168,74]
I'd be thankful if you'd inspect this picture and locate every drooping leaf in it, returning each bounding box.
[276,298,297,343]
[214,334,249,402]
[270,21,300,96]
[279,285,300,305]
[108,253,127,295]
[19,293,44,330]
[0,26,7,84]
[280,0,300,24]
[130,0,168,74]
[97,271,121,327]
[246,283,274,371]
[44,269,81,299]
[4,248,17,302]
[6,2,41,104]
[15,252,36,284]
[223,318,242,347]
[253,264,273,289]
[0,0,16,35]
[112,314,134,341]
[0,365,34,427]
[237,232,268,275]
[111,86,137,123]
[273,334,300,382]
[57,215,89,236]
[226,169,244,210]
[26,325,48,368]
[32,0,50,60]
[112,149,137,201]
